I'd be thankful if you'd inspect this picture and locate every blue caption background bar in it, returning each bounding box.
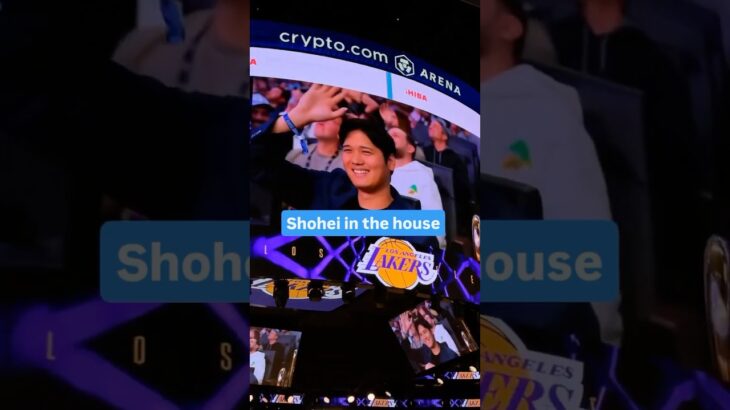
[100,221,249,302]
[281,210,445,237]
[481,220,619,302]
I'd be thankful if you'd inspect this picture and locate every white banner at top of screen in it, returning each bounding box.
[250,47,480,139]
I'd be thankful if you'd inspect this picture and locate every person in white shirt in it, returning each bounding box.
[249,329,266,385]
[388,127,443,212]
[388,120,446,247]
[481,0,621,346]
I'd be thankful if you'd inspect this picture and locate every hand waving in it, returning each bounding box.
[288,84,348,127]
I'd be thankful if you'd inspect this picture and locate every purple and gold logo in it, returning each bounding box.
[356,237,438,289]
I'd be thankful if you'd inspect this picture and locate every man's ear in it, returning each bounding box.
[501,13,524,44]
[407,144,416,158]
[387,155,397,173]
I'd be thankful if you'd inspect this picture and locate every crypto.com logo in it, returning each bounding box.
[395,55,415,77]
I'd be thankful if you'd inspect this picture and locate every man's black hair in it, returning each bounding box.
[499,0,527,59]
[413,317,433,332]
[340,117,396,164]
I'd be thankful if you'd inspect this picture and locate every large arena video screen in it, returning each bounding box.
[390,299,477,374]
[249,327,302,387]
[249,20,480,304]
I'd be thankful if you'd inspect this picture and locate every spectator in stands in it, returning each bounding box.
[263,330,286,380]
[410,109,432,147]
[388,117,445,247]
[481,0,611,220]
[397,312,428,368]
[250,329,266,385]
[286,116,344,171]
[251,93,274,130]
[254,78,270,94]
[423,117,472,235]
[481,0,620,346]
[445,122,480,202]
[421,306,459,355]
[449,124,461,139]
[258,328,269,347]
[266,86,290,114]
[398,312,415,344]
[379,103,399,129]
[388,122,443,213]
[450,123,480,149]
[114,0,249,97]
[549,0,700,293]
[415,318,459,369]
[395,107,427,162]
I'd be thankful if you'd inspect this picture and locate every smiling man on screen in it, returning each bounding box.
[251,85,439,251]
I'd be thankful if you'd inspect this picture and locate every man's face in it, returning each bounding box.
[314,117,342,140]
[254,79,269,92]
[342,130,395,193]
[266,87,285,106]
[428,120,447,142]
[388,128,414,159]
[481,0,523,64]
[418,324,435,349]
[252,106,271,129]
[250,338,259,353]
[268,330,279,345]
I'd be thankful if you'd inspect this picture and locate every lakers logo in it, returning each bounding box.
[356,238,438,289]
[481,316,529,409]
[481,316,585,410]
[252,278,340,300]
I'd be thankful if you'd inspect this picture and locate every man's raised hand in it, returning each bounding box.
[288,84,348,127]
